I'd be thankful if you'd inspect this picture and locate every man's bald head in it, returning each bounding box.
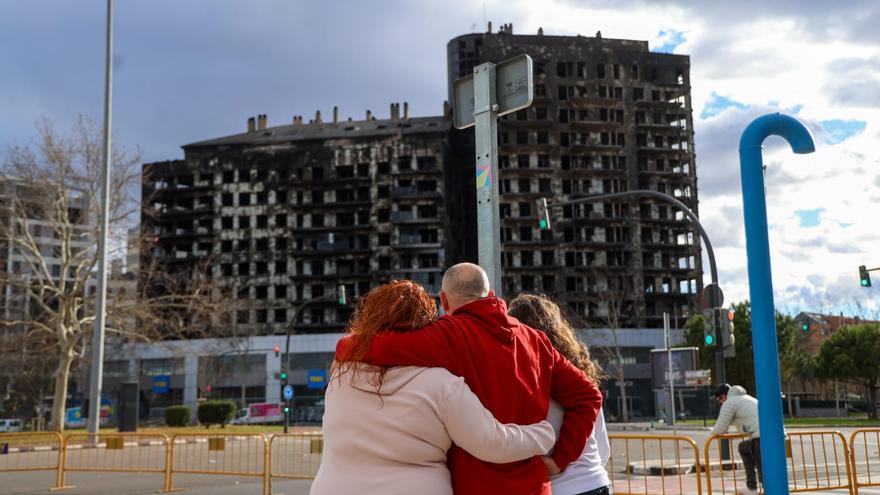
[440,262,491,312]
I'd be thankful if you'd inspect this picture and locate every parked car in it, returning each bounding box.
[0,419,23,432]
[230,402,283,425]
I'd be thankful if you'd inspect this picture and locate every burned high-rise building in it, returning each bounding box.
[446,25,703,329]
[143,28,702,334]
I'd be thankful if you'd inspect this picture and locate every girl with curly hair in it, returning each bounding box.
[509,293,611,495]
[311,280,555,495]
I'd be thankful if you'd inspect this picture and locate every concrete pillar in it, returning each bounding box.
[266,348,281,403]
[183,353,198,421]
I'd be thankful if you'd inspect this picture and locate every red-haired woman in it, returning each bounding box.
[310,280,555,495]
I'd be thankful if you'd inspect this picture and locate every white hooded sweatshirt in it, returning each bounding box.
[711,385,760,439]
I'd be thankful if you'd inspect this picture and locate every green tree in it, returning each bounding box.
[684,301,798,392]
[815,323,880,419]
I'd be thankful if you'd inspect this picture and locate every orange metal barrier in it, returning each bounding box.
[704,434,753,495]
[61,432,171,491]
[267,433,323,492]
[705,432,853,495]
[786,430,852,494]
[850,428,880,495]
[0,431,65,490]
[168,433,268,495]
[607,434,703,495]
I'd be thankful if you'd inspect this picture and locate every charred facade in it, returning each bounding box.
[142,107,453,335]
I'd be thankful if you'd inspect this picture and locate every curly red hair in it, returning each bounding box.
[333,280,438,383]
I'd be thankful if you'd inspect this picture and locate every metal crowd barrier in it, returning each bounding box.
[703,433,750,495]
[0,431,65,490]
[61,432,171,491]
[607,434,703,495]
[850,428,880,495]
[168,433,268,495]
[705,432,853,495]
[268,432,324,493]
[786,430,852,494]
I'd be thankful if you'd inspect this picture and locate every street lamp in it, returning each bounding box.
[282,284,346,433]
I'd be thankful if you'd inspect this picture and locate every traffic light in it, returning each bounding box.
[801,323,809,332]
[722,308,736,358]
[701,308,716,347]
[280,371,288,382]
[283,406,289,414]
[536,198,551,230]
[859,265,872,287]
[274,345,280,357]
[338,284,347,305]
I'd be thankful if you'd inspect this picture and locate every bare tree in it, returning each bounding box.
[0,117,232,431]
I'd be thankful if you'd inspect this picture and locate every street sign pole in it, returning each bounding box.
[453,55,533,297]
[472,63,503,294]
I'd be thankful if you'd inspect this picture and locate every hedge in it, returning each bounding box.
[165,405,192,427]
[197,400,237,428]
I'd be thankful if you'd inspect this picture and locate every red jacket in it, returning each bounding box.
[335,297,602,495]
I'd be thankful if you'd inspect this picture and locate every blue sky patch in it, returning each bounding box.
[700,92,749,119]
[794,208,824,228]
[653,29,686,54]
[819,119,867,144]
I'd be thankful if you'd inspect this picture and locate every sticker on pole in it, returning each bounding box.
[283,384,294,401]
[452,54,534,129]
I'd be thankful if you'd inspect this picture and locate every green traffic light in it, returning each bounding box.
[862,279,870,287]
[801,324,809,332]
[539,219,548,229]
[704,334,715,346]
[280,372,287,380]
[283,407,289,413]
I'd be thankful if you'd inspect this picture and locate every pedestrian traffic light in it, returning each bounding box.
[859,265,872,287]
[701,308,716,347]
[536,198,551,230]
[274,345,280,357]
[338,284,347,305]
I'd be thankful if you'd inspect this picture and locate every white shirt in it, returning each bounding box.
[547,403,611,495]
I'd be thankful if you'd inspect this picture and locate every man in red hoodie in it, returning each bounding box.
[335,263,602,495]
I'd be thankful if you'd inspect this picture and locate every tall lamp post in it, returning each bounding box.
[282,285,346,433]
[738,113,814,495]
[87,0,114,435]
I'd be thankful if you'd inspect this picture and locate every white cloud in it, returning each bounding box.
[516,0,880,315]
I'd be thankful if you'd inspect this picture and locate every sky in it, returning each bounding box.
[1,0,878,317]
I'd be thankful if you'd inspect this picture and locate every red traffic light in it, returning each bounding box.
[274,345,280,356]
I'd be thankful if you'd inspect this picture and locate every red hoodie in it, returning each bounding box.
[335,297,602,495]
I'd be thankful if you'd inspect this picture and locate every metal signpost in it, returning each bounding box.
[453,54,533,295]
[739,113,815,495]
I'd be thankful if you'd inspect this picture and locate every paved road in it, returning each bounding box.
[2,426,876,494]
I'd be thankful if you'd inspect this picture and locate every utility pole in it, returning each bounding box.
[88,0,113,435]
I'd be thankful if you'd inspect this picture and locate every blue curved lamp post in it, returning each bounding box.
[739,113,815,495]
